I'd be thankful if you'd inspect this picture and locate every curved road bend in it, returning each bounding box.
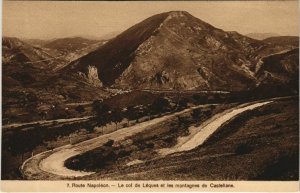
[159,101,272,155]
[21,100,273,179]
[21,104,211,179]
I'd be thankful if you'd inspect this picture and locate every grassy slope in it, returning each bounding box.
[89,98,298,180]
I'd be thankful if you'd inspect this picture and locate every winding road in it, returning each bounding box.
[21,104,211,179]
[21,100,272,180]
[159,101,271,155]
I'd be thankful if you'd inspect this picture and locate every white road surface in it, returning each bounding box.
[159,101,272,155]
[22,100,272,179]
[33,105,207,177]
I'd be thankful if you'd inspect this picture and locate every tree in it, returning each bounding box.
[75,105,85,113]
[111,109,122,130]
[178,98,188,109]
[151,97,170,115]
[92,100,110,129]
[191,108,201,120]
[46,142,55,151]
[103,139,114,147]
[125,105,136,126]
[85,122,95,133]
[92,100,110,116]
[204,110,212,117]
[192,94,207,104]
[39,111,48,120]
[92,115,108,134]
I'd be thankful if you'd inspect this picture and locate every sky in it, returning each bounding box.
[3,1,299,40]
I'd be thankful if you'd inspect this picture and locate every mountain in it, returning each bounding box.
[43,37,99,52]
[2,37,74,85]
[41,37,107,70]
[22,38,49,47]
[61,11,298,91]
[3,37,58,68]
[246,33,280,40]
[256,48,299,87]
[2,37,65,86]
[2,37,110,106]
[263,36,299,47]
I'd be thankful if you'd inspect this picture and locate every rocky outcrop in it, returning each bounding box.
[78,65,103,87]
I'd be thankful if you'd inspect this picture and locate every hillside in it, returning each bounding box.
[22,38,49,47]
[263,36,299,47]
[245,33,280,40]
[3,37,61,69]
[43,37,99,52]
[256,48,299,88]
[42,37,107,70]
[2,37,110,123]
[61,11,298,91]
[2,37,65,87]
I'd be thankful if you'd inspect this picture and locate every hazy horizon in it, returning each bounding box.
[3,1,299,40]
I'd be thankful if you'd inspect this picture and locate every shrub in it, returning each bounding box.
[192,94,207,104]
[75,105,85,113]
[204,110,212,118]
[92,100,110,116]
[192,108,201,120]
[163,136,173,144]
[178,98,188,109]
[117,149,132,157]
[146,142,155,149]
[103,139,114,147]
[151,97,170,114]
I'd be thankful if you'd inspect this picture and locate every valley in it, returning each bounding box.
[1,10,299,181]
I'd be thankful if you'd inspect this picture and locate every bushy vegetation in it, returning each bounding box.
[64,101,229,173]
[1,119,92,179]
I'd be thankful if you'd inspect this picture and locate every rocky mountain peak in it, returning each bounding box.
[60,11,298,91]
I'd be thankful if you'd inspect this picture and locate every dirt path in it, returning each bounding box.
[3,116,92,130]
[159,101,272,155]
[21,105,211,179]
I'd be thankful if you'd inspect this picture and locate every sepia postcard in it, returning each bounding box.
[1,0,299,192]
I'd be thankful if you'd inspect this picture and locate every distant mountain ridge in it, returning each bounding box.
[23,36,108,70]
[43,37,100,52]
[245,33,281,40]
[61,11,299,91]
[2,36,110,109]
[22,38,49,47]
[2,37,62,70]
[263,36,299,47]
